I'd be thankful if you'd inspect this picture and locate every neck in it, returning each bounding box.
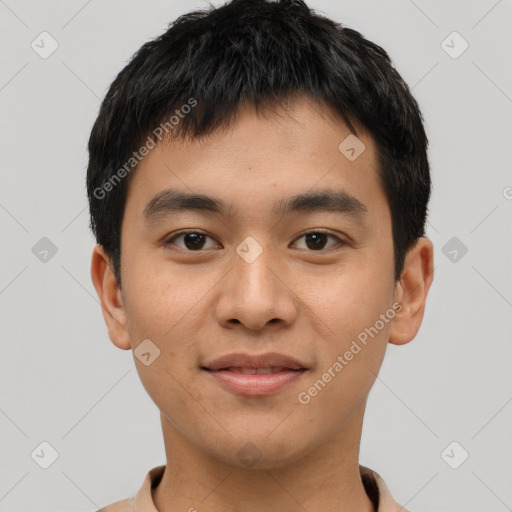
[152,405,375,512]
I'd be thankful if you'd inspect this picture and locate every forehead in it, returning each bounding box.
[123,95,387,223]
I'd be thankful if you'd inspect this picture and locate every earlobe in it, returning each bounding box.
[90,245,132,350]
[389,237,434,346]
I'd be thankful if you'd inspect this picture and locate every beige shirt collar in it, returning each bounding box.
[99,464,408,512]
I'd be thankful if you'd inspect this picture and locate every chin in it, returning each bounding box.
[202,429,315,471]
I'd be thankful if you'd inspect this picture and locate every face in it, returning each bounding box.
[92,95,430,470]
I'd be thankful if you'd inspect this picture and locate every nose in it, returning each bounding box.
[214,241,298,332]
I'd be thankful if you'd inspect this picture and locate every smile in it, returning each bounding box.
[201,352,309,397]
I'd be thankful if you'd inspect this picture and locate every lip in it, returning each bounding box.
[201,352,309,397]
[203,352,307,371]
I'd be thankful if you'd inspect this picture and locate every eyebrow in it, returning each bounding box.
[143,188,368,221]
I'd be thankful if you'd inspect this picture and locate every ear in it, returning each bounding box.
[389,237,434,346]
[90,244,131,350]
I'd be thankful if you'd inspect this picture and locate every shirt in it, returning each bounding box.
[97,464,408,512]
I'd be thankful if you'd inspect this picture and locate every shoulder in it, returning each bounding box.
[95,497,135,512]
[360,465,410,512]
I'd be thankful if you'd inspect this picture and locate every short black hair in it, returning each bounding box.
[87,0,430,286]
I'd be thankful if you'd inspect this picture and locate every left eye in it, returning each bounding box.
[164,231,344,251]
[291,231,344,251]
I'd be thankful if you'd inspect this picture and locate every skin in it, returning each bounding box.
[91,94,434,512]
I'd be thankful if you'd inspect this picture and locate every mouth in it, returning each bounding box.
[201,352,309,397]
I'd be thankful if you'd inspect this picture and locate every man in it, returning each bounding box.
[88,1,434,510]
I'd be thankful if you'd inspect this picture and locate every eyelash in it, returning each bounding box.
[163,229,347,252]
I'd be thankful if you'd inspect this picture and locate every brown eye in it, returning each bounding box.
[304,233,328,250]
[292,231,345,251]
[165,231,219,251]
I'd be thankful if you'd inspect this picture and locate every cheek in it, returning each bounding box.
[318,262,394,345]
[297,276,394,432]
[122,252,206,339]
[301,251,395,414]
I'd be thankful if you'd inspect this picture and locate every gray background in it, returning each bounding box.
[1,0,511,511]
